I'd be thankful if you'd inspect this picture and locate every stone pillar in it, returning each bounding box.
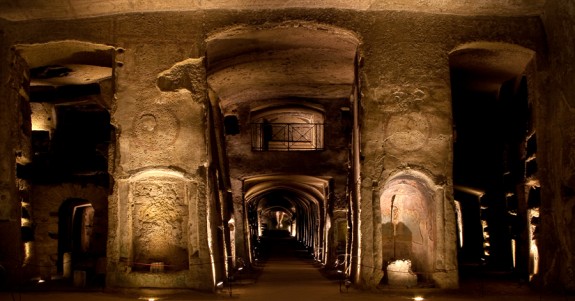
[0,48,28,288]
[358,35,457,288]
[538,1,575,291]
[107,55,215,290]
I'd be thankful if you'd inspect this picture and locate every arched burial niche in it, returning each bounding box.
[130,171,189,272]
[58,198,95,278]
[109,168,211,289]
[449,42,537,282]
[379,171,436,287]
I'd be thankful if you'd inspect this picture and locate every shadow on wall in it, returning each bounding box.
[379,172,435,286]
[58,198,100,280]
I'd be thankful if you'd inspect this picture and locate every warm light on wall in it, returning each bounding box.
[206,194,217,288]
[511,239,516,268]
[387,259,417,287]
[21,204,33,265]
[30,102,55,132]
[227,217,236,273]
[258,213,263,237]
[528,208,539,280]
[138,297,160,301]
[24,241,33,265]
[454,200,463,247]
[481,220,490,257]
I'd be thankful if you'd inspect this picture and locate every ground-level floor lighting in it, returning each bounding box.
[216,281,225,290]
[138,296,160,301]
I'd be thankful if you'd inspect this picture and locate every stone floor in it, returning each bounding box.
[1,238,571,301]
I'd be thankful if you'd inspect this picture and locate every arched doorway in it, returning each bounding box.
[243,175,331,265]
[449,42,539,282]
[58,198,95,277]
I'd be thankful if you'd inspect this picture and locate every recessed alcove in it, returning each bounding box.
[2,0,574,295]
[450,42,538,280]
[379,171,436,286]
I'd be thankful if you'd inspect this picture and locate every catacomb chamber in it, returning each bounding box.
[2,2,573,293]
[450,42,539,282]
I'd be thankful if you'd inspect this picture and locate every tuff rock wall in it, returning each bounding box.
[0,7,551,290]
[537,0,575,292]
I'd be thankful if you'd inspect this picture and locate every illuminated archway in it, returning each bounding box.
[379,171,435,283]
[205,21,359,286]
[243,174,331,264]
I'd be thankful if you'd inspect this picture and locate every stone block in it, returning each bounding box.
[387,259,417,288]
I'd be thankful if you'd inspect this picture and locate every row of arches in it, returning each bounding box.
[206,23,538,289]
[243,175,330,264]
[7,22,540,290]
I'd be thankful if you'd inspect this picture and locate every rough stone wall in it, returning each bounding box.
[537,1,575,292]
[355,12,543,289]
[30,184,108,279]
[0,8,547,290]
[131,179,189,270]
[108,50,213,289]
[0,15,214,290]
[0,0,545,22]
[0,40,26,288]
[110,172,201,288]
[358,35,457,288]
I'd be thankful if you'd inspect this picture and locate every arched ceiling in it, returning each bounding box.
[243,174,330,204]
[206,24,359,105]
[0,0,544,22]
[449,42,535,94]
[244,174,329,223]
[450,42,535,193]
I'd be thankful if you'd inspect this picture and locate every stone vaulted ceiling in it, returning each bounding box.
[206,24,360,104]
[450,42,535,93]
[0,0,544,22]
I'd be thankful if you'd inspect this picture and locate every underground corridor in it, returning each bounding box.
[1,25,546,292]
[1,2,575,299]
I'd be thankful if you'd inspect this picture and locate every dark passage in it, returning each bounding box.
[239,230,345,300]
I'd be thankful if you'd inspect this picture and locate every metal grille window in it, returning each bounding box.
[250,105,325,151]
[251,122,324,151]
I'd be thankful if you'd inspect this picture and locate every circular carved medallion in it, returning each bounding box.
[385,112,430,152]
[134,109,179,149]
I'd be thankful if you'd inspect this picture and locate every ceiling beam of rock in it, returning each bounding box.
[449,42,535,94]
[206,24,359,104]
[243,174,330,205]
[0,0,545,21]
